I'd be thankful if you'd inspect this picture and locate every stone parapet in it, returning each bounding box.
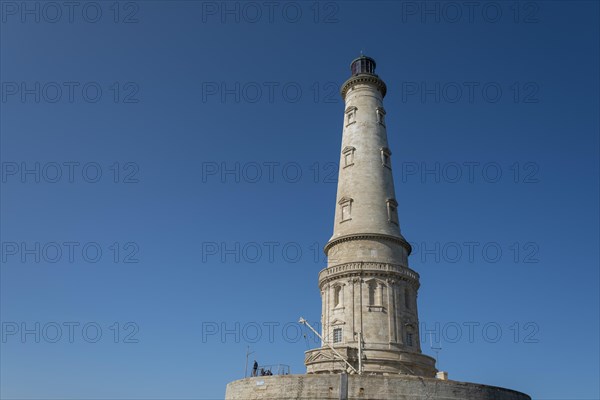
[225,374,531,400]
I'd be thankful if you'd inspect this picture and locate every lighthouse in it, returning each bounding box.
[304,55,437,377]
[225,56,531,400]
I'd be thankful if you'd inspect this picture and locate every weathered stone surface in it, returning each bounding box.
[224,56,531,400]
[307,56,432,376]
[225,374,531,400]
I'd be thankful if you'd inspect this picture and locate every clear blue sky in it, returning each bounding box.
[1,1,598,399]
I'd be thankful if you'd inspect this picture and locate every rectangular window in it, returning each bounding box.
[387,199,399,225]
[345,106,357,127]
[333,328,343,343]
[381,147,391,168]
[345,153,352,167]
[406,333,413,347]
[342,146,355,168]
[339,197,353,223]
[347,112,355,125]
[376,107,386,126]
[341,204,350,220]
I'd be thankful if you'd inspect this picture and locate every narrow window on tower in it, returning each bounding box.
[404,287,411,310]
[366,280,385,312]
[333,328,343,343]
[387,199,399,225]
[345,106,357,127]
[368,281,376,306]
[406,332,413,347]
[376,282,383,305]
[376,107,386,126]
[381,147,391,169]
[342,146,356,168]
[334,285,342,307]
[339,197,353,223]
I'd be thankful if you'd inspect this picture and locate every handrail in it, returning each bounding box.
[250,364,290,377]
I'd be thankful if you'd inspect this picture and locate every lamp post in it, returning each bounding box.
[244,346,255,378]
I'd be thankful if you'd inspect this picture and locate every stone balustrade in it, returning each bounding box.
[318,262,420,287]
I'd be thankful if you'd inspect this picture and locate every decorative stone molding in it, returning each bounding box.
[341,74,387,99]
[324,233,412,255]
[318,261,420,290]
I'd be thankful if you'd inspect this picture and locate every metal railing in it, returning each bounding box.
[250,364,290,377]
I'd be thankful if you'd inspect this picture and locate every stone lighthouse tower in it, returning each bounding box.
[225,56,531,400]
[304,55,437,377]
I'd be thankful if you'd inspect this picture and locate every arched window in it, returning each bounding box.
[367,280,385,311]
[334,285,342,307]
[368,281,377,306]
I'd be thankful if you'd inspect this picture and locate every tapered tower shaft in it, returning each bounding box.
[305,56,436,377]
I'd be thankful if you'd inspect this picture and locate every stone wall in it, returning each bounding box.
[225,374,531,400]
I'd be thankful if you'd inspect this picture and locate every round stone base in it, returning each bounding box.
[225,374,530,400]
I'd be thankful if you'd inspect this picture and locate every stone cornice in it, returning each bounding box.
[340,74,387,99]
[318,262,420,289]
[324,233,412,255]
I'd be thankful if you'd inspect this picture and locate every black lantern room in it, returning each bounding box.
[350,55,377,75]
